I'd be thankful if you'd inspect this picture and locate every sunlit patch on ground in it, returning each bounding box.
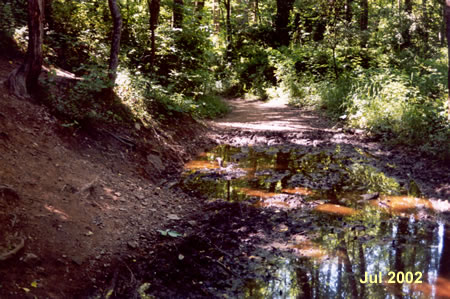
[44,204,69,220]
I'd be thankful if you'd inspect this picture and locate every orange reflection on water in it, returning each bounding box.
[315,203,357,216]
[290,241,328,260]
[184,160,219,170]
[240,188,278,198]
[376,195,433,214]
[410,276,450,299]
[282,187,314,196]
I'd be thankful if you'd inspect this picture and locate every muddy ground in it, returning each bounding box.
[0,55,449,298]
[110,99,450,298]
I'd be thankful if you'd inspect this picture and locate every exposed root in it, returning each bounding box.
[0,237,25,262]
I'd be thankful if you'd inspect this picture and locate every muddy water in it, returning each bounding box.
[182,145,450,298]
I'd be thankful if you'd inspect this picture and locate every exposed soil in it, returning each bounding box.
[0,57,214,298]
[0,56,449,299]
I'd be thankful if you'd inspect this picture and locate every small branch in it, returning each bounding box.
[0,237,25,261]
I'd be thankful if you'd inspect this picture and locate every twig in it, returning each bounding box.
[0,237,25,261]
[204,255,239,277]
[103,130,135,148]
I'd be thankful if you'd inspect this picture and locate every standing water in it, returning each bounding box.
[181,145,450,298]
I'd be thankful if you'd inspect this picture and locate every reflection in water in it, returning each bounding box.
[182,145,449,298]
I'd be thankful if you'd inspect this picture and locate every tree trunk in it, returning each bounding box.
[148,0,160,68]
[6,0,44,99]
[360,0,368,47]
[253,0,259,24]
[108,0,122,85]
[213,0,220,32]
[360,0,368,31]
[195,0,205,20]
[173,0,183,28]
[224,0,232,60]
[275,0,295,47]
[446,0,450,119]
[346,0,353,23]
[402,0,412,49]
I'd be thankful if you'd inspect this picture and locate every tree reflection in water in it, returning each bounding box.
[182,145,450,298]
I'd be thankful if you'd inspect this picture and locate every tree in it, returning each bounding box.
[6,0,44,99]
[224,0,232,58]
[360,0,368,47]
[108,0,122,85]
[195,0,205,21]
[346,0,353,23]
[275,0,295,47]
[173,0,183,28]
[446,0,450,119]
[148,0,160,68]
[401,0,413,49]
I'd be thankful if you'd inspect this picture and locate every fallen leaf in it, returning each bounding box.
[31,281,38,288]
[168,231,182,238]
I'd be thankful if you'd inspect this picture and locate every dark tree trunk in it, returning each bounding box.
[446,0,450,119]
[275,0,295,47]
[360,0,368,47]
[195,0,205,20]
[438,225,450,277]
[108,0,122,85]
[360,0,368,31]
[224,0,232,60]
[6,0,44,99]
[148,0,160,68]
[346,0,353,23]
[173,0,183,28]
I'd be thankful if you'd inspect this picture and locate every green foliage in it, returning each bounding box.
[348,163,402,195]
[40,65,125,123]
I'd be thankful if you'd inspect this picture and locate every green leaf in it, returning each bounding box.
[168,231,182,238]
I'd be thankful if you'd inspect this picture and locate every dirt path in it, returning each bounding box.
[211,98,449,200]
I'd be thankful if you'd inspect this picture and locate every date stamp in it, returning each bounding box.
[360,271,423,284]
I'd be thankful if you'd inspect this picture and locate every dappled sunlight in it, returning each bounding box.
[315,203,357,216]
[44,204,69,221]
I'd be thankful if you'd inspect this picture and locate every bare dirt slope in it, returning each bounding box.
[0,57,213,298]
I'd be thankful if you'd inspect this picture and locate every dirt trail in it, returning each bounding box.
[211,98,449,200]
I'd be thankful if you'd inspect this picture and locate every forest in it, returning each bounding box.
[0,0,449,157]
[0,0,449,298]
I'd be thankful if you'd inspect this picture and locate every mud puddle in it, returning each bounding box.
[179,145,450,298]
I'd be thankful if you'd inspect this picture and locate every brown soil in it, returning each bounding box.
[0,57,214,298]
